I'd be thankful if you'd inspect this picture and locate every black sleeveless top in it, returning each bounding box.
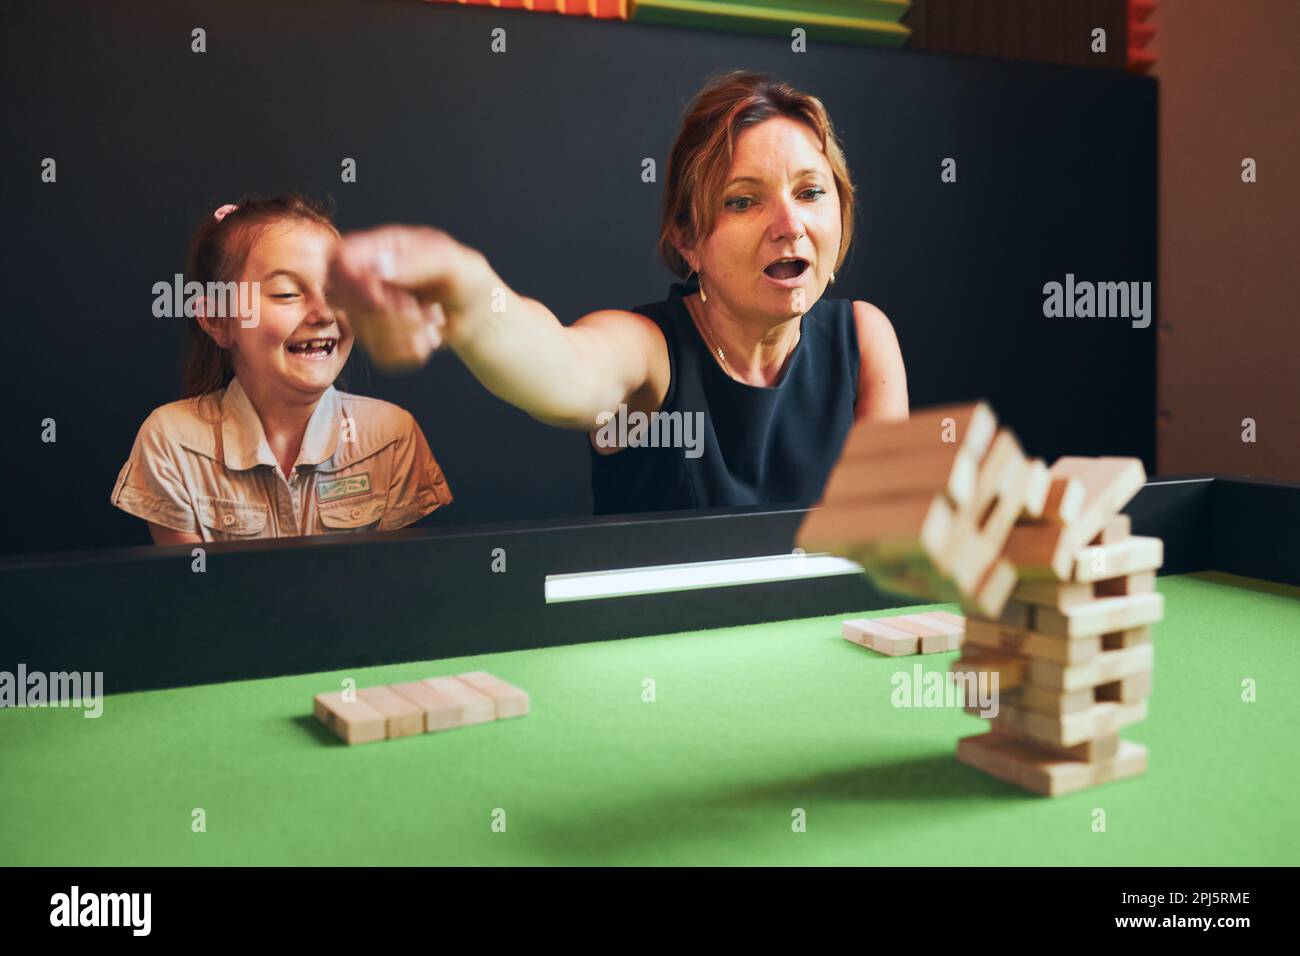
[590,279,861,515]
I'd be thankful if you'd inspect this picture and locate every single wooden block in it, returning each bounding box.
[817,445,979,510]
[1026,642,1154,692]
[966,558,1019,620]
[842,619,874,648]
[357,686,425,739]
[980,697,1148,748]
[389,680,466,733]
[1034,592,1164,639]
[879,614,954,654]
[1073,536,1164,583]
[956,732,1148,796]
[455,671,531,719]
[1023,459,1051,519]
[837,401,997,464]
[313,692,387,746]
[950,648,1026,690]
[1041,476,1085,525]
[924,610,966,630]
[1096,670,1153,704]
[1058,733,1122,762]
[1095,570,1156,598]
[425,676,496,726]
[1091,513,1132,545]
[797,494,954,593]
[1013,684,1096,716]
[964,618,1102,665]
[854,619,920,656]
[1101,626,1152,650]
[1012,578,1096,610]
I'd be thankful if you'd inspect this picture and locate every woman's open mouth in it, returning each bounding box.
[285,338,337,360]
[762,257,810,285]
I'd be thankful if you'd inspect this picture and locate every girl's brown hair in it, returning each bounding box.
[182,193,339,398]
[656,70,856,279]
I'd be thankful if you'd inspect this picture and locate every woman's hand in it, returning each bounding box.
[328,226,465,372]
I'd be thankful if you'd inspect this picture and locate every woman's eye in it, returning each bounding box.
[725,197,753,211]
[271,293,299,300]
[801,187,827,200]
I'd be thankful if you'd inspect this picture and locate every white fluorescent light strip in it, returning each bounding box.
[544,552,863,603]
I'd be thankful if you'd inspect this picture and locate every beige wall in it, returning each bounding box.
[1154,0,1300,479]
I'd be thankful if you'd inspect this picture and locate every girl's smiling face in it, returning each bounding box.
[686,116,842,318]
[223,222,353,399]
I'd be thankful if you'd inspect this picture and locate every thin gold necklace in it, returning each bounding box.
[694,301,801,383]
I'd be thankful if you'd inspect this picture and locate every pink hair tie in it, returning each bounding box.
[213,203,238,222]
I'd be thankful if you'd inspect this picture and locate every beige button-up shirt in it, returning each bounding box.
[111,378,452,540]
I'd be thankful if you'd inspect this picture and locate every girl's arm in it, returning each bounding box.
[329,226,668,429]
[148,522,203,546]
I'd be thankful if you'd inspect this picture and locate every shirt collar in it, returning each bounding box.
[220,378,341,472]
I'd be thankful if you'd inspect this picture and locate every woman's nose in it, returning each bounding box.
[767,198,806,240]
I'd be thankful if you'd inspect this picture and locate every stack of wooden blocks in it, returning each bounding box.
[799,404,1165,796]
[798,401,1051,618]
[314,671,529,745]
[952,457,1163,795]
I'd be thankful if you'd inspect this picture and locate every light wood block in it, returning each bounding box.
[950,649,1026,690]
[924,610,966,630]
[1073,536,1164,582]
[425,676,496,726]
[980,698,1148,748]
[817,445,979,509]
[1041,476,1085,525]
[357,686,425,739]
[837,401,997,463]
[1026,642,1154,692]
[1034,592,1164,639]
[966,558,1019,619]
[389,680,466,732]
[1096,670,1153,704]
[1095,570,1156,598]
[1059,733,1122,762]
[313,692,387,746]
[943,431,1032,593]
[1014,684,1096,716]
[964,618,1102,665]
[1092,513,1132,545]
[1101,625,1152,650]
[455,671,530,718]
[957,732,1148,796]
[854,619,920,656]
[1012,579,1096,610]
[1023,459,1051,519]
[1003,457,1146,579]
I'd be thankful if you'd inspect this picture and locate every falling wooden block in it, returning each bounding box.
[956,732,1148,796]
[1073,536,1164,583]
[425,676,496,726]
[818,446,979,509]
[1092,513,1132,545]
[1012,579,1096,610]
[390,680,466,733]
[1003,457,1146,580]
[837,401,997,463]
[455,671,531,718]
[357,686,425,739]
[1041,476,1085,524]
[1033,592,1164,639]
[313,691,387,746]
[1023,459,1051,519]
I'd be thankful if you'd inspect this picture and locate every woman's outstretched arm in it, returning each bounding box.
[329,226,667,429]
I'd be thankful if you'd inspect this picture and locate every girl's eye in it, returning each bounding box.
[725,197,753,211]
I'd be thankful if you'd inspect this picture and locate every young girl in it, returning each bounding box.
[112,194,453,544]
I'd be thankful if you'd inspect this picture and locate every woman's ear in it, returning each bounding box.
[670,227,697,274]
[194,297,234,349]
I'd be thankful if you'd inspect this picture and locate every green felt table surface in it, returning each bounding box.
[2,572,1297,866]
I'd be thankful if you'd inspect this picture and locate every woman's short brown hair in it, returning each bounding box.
[657,70,856,279]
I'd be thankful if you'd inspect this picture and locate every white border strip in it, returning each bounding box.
[544,552,863,604]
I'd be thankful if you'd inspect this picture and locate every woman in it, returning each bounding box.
[112,194,453,543]
[329,71,908,513]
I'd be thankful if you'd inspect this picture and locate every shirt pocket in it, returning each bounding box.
[317,494,387,532]
[194,495,270,539]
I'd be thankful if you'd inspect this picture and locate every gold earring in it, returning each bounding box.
[697,271,707,303]
[830,270,836,284]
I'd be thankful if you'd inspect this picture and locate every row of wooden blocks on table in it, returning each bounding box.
[313,671,529,745]
[842,610,965,657]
